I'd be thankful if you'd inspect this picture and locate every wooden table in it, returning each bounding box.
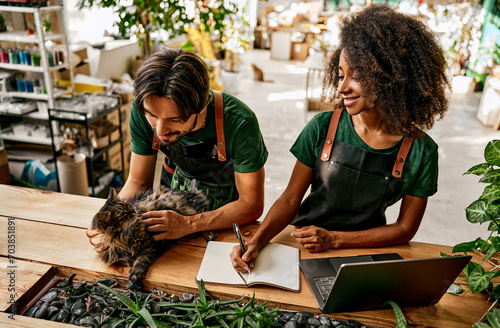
[0,184,492,327]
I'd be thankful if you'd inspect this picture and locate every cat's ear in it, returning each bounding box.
[108,188,118,200]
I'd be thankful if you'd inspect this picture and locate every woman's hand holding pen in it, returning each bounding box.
[230,242,258,273]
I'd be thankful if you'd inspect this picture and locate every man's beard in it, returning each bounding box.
[155,114,198,146]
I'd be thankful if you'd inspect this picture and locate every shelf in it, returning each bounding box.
[0,30,64,43]
[6,88,70,100]
[0,5,63,13]
[1,126,52,145]
[0,62,68,72]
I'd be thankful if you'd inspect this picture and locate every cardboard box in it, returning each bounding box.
[73,47,88,62]
[107,102,131,144]
[108,142,131,180]
[59,62,92,80]
[291,42,310,61]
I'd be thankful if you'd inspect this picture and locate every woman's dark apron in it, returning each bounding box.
[291,109,413,231]
[151,90,238,210]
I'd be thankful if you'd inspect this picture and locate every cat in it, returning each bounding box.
[91,186,212,290]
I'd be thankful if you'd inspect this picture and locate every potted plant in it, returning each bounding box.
[450,140,500,302]
[76,0,236,58]
[218,14,250,94]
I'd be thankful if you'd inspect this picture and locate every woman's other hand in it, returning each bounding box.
[292,226,335,252]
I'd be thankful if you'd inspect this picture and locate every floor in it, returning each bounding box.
[157,49,500,247]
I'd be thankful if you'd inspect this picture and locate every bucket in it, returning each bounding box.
[56,153,89,196]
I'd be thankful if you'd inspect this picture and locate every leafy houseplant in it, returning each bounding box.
[76,0,236,58]
[451,140,500,300]
[220,14,251,73]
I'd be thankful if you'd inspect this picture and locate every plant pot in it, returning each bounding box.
[220,69,241,94]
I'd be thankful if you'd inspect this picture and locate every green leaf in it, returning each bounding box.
[384,301,407,328]
[475,323,493,328]
[196,278,207,305]
[487,308,500,328]
[138,307,158,328]
[464,261,484,277]
[466,200,492,224]
[153,320,173,328]
[98,283,140,313]
[485,245,498,261]
[485,140,500,167]
[481,170,500,185]
[453,238,482,253]
[465,163,492,176]
[468,271,494,294]
[482,185,500,200]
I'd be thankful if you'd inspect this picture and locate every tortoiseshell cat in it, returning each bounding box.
[91,186,212,290]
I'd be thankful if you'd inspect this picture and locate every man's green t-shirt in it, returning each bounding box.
[290,110,438,202]
[129,90,268,174]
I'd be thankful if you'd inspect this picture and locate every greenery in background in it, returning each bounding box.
[494,42,500,65]
[448,140,500,301]
[76,0,236,58]
[41,13,52,34]
[218,14,251,72]
[475,307,500,328]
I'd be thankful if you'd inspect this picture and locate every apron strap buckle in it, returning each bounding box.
[321,109,343,162]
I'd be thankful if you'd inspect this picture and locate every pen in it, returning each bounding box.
[233,222,251,273]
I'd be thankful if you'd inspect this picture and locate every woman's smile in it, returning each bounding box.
[343,96,360,107]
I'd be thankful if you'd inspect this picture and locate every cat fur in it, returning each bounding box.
[91,186,210,290]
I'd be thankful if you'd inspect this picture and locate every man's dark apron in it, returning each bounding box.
[152,90,238,210]
[291,109,413,231]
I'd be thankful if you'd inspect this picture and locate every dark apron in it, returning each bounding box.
[291,109,413,231]
[152,90,238,210]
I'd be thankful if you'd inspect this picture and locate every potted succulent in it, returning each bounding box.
[76,0,236,58]
[450,140,500,303]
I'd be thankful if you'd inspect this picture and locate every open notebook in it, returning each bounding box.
[196,241,300,292]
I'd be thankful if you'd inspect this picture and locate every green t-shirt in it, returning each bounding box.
[129,90,268,173]
[290,110,438,200]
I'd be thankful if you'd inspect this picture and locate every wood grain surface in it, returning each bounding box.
[0,185,493,327]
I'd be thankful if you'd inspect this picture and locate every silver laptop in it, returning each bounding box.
[299,253,471,313]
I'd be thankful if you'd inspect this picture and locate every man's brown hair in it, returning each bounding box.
[133,48,211,121]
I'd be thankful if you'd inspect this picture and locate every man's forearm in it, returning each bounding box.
[118,178,152,200]
[188,197,263,234]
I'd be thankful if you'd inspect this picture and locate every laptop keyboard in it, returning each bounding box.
[313,276,336,301]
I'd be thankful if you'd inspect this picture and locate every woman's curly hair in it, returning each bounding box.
[322,5,451,137]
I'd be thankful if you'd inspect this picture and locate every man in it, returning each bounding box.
[87,47,267,249]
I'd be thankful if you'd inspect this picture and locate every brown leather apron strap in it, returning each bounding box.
[321,109,343,162]
[213,90,227,162]
[152,133,161,150]
[163,161,175,174]
[392,137,413,178]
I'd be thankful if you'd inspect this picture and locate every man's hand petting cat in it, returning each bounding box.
[142,210,193,240]
[86,228,109,253]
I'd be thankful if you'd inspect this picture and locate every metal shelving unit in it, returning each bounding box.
[48,95,125,197]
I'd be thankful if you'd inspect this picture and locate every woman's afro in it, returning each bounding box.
[322,5,451,137]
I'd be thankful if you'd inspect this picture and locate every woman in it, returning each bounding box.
[231,4,451,272]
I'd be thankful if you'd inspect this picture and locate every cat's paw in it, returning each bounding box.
[127,280,144,291]
[128,271,145,291]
